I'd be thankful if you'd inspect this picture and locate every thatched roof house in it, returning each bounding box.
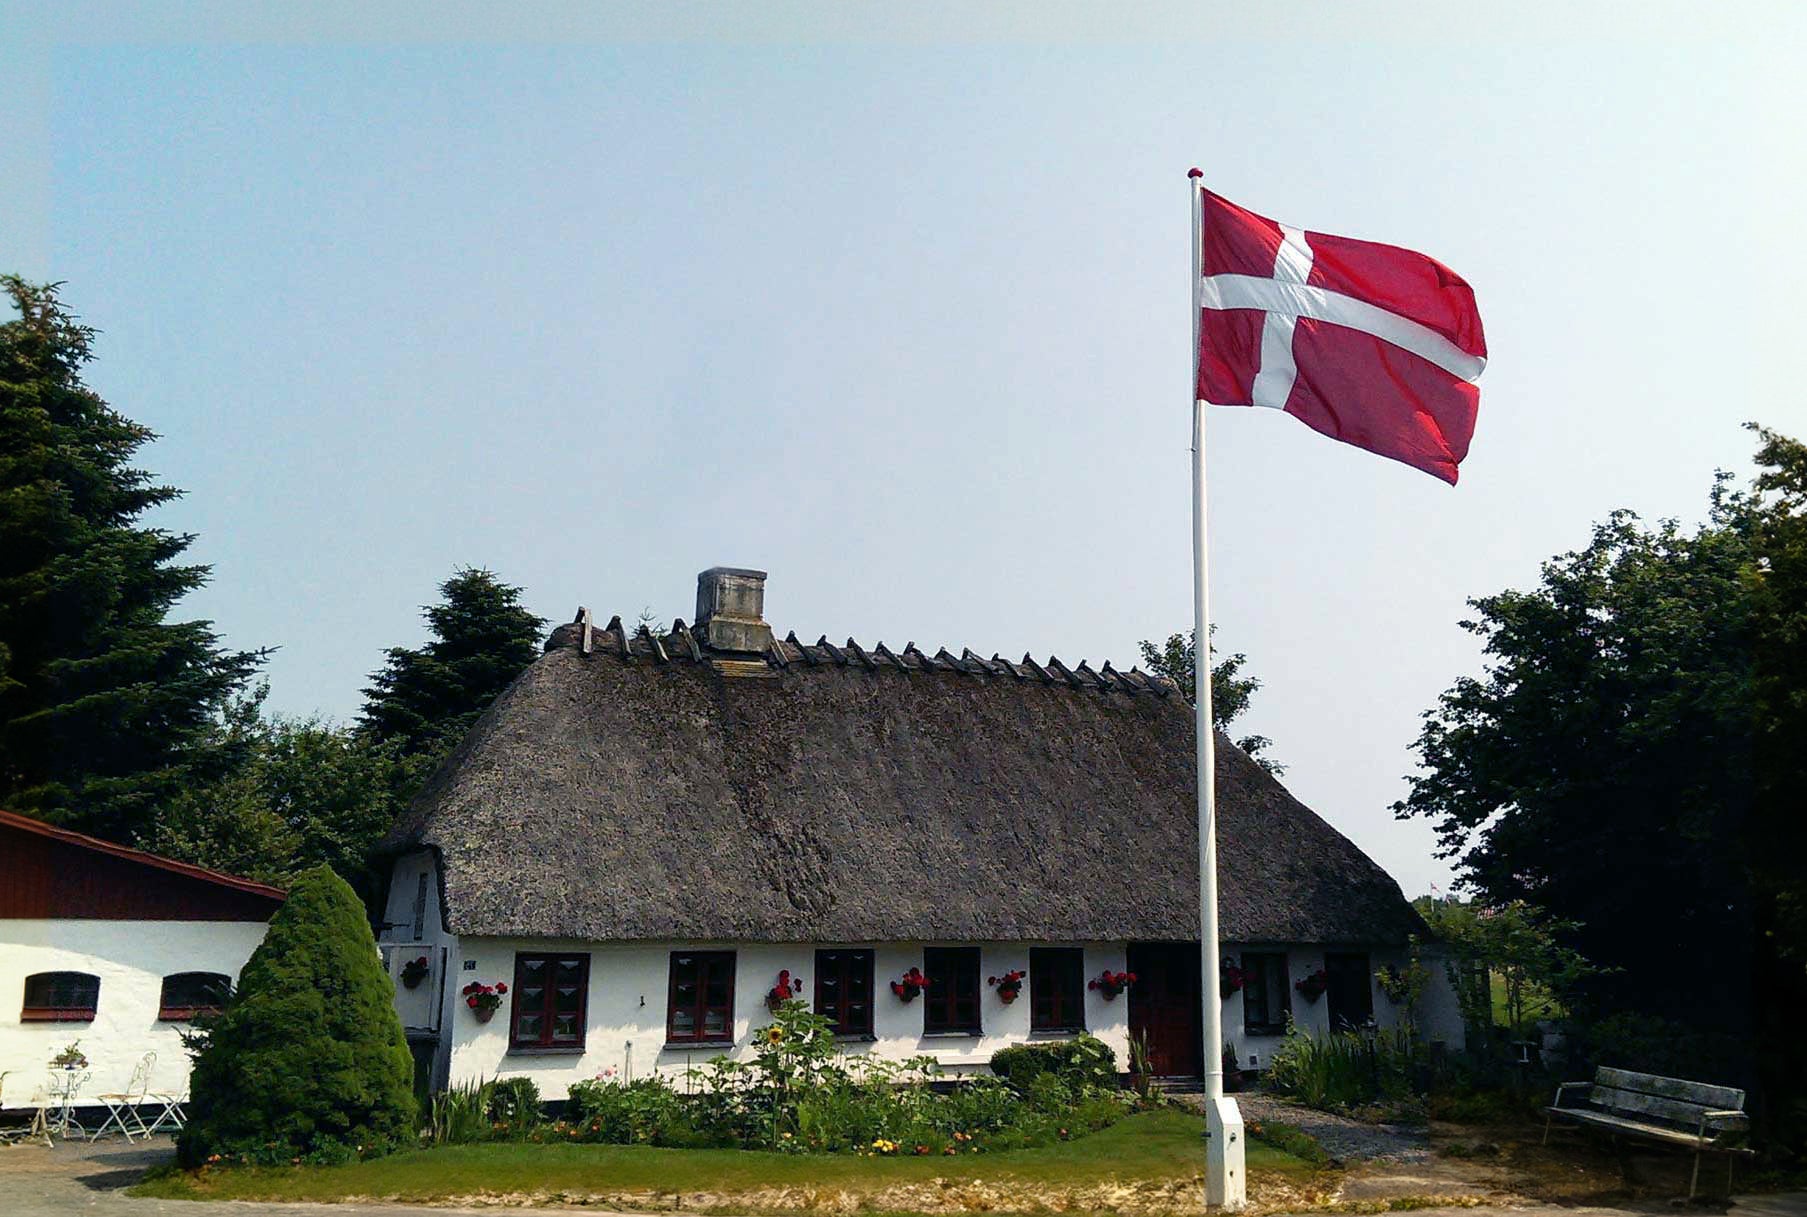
[378,568,1447,1090]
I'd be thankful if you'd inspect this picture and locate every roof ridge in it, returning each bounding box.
[548,617,1176,698]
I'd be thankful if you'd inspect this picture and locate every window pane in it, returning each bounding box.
[672,1007,696,1034]
[516,1012,543,1039]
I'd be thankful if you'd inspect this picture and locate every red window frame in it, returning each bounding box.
[157,971,231,1021]
[667,951,736,1044]
[922,947,981,1035]
[1029,948,1086,1033]
[813,949,875,1037]
[21,971,100,1022]
[508,953,590,1051]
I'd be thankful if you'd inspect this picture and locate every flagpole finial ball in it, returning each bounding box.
[1188,168,1203,179]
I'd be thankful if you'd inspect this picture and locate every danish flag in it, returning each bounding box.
[1195,184,1487,484]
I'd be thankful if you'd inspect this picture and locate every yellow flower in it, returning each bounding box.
[764,1025,785,1045]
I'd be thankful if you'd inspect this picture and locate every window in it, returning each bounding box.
[814,949,875,1037]
[509,954,589,1051]
[667,951,736,1044]
[21,972,99,1022]
[158,972,230,1021]
[411,873,428,941]
[1030,948,1086,1033]
[1325,951,1375,1031]
[1240,952,1291,1036]
[922,947,981,1035]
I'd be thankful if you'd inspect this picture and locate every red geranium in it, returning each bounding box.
[891,967,930,1001]
[1087,969,1136,999]
[987,970,1026,1003]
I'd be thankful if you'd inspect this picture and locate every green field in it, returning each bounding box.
[135,1108,1319,1210]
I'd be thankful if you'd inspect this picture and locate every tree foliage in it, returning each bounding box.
[358,568,544,761]
[0,277,262,842]
[179,866,416,1166]
[140,686,429,892]
[1396,425,1807,1141]
[1138,626,1282,772]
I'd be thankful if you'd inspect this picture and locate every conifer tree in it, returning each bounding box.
[179,866,416,1165]
[0,277,261,841]
[359,567,544,760]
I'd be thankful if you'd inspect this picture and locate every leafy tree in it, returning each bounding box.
[358,568,544,761]
[1138,626,1282,772]
[0,277,262,842]
[179,866,416,1166]
[1397,426,1807,1142]
[1414,897,1595,1043]
[141,686,427,892]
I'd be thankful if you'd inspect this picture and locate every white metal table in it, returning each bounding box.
[46,1068,89,1138]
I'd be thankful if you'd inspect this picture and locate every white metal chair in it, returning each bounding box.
[145,1077,187,1135]
[91,1053,155,1142]
[0,1071,54,1147]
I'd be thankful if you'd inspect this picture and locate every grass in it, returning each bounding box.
[135,1108,1322,1210]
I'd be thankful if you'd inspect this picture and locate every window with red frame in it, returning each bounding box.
[158,972,230,1021]
[922,947,981,1034]
[813,949,874,1037]
[667,951,736,1043]
[1030,948,1086,1033]
[22,972,99,1022]
[509,954,589,1051]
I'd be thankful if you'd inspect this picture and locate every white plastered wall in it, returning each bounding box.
[0,919,269,1107]
[1221,942,1467,1071]
[441,939,1132,1101]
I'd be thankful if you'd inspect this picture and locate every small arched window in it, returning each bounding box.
[158,972,231,1021]
[21,972,100,1022]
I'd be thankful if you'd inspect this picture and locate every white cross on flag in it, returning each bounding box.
[1196,187,1487,484]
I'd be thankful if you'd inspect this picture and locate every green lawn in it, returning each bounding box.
[135,1109,1320,1210]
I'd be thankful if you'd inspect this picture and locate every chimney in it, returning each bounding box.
[694,567,774,654]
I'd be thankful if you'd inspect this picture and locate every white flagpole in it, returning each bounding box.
[1189,166,1246,1210]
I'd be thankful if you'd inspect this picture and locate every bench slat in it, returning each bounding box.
[1596,1067,1744,1110]
[1592,1086,1731,1128]
[1547,1107,1752,1152]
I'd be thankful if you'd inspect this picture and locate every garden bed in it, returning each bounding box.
[135,1108,1331,1213]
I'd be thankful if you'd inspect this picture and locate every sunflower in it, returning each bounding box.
[763,1025,785,1045]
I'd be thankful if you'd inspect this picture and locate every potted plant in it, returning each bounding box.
[1088,969,1136,1000]
[987,969,1026,1003]
[766,968,803,1010]
[400,955,431,990]
[50,1041,87,1070]
[890,967,929,1002]
[461,979,507,1022]
[1220,959,1250,999]
[1294,967,1328,1003]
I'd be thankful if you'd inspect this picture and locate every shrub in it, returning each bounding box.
[989,1034,1118,1091]
[1265,1025,1420,1113]
[487,1077,542,1137]
[178,866,416,1166]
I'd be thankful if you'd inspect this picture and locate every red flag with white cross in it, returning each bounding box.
[1194,183,1487,484]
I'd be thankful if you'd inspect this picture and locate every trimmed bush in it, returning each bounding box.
[988,1034,1118,1091]
[178,866,417,1165]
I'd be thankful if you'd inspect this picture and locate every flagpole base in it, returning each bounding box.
[1203,1095,1247,1210]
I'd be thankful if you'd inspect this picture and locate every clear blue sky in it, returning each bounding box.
[5,3,1804,897]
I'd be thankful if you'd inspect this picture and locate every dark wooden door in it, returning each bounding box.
[1127,943,1203,1078]
[1324,951,1374,1030]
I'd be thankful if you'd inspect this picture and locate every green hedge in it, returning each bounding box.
[988,1035,1118,1091]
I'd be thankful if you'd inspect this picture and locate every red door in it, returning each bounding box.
[1127,943,1203,1078]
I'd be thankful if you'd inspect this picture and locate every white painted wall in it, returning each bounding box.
[0,919,269,1108]
[1221,942,1467,1071]
[440,938,1132,1101]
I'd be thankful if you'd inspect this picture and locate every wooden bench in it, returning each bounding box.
[1544,1066,1755,1199]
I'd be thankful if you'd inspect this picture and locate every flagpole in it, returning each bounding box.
[1189,166,1246,1210]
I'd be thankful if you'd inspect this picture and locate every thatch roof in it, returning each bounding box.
[387,612,1423,946]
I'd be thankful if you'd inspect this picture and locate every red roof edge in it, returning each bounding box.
[0,808,288,902]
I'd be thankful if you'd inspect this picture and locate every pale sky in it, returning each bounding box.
[5,2,1805,898]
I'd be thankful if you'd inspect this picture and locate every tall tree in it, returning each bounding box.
[1395,426,1807,1142]
[0,277,261,841]
[358,568,545,761]
[1138,626,1282,773]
